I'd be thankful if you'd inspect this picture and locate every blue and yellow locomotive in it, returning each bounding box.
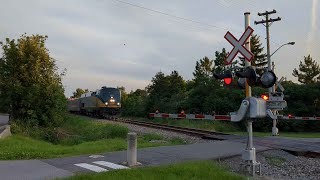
[67,86,121,117]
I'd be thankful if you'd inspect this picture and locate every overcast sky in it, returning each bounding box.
[0,0,319,97]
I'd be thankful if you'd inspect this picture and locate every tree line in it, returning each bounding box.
[119,35,320,132]
[0,34,319,132]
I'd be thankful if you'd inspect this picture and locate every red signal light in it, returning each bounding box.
[224,77,232,85]
[261,94,269,101]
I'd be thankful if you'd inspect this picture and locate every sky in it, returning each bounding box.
[0,0,319,97]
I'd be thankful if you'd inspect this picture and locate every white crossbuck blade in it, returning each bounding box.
[224,26,254,64]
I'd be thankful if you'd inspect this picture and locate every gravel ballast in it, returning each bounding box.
[222,149,320,180]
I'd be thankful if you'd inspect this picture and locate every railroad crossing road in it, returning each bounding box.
[224,136,320,154]
[1,137,319,180]
[0,141,271,180]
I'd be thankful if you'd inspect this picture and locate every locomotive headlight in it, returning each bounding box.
[117,102,120,106]
[110,99,115,102]
[105,102,108,105]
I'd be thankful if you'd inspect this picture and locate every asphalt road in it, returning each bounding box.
[0,140,271,180]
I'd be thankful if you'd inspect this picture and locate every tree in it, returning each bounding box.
[292,55,320,84]
[188,57,214,113]
[146,71,186,113]
[71,88,88,98]
[239,34,267,69]
[168,70,186,95]
[213,48,227,74]
[117,86,127,105]
[187,56,226,113]
[0,34,66,127]
[193,56,213,84]
[121,89,147,117]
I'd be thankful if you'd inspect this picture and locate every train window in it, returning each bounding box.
[100,88,121,102]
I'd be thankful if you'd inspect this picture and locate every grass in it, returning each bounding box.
[265,155,286,167]
[228,131,320,138]
[0,134,185,160]
[143,118,241,132]
[11,115,129,145]
[0,115,186,160]
[140,117,320,138]
[61,161,245,180]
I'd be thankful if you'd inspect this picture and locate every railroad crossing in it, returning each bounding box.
[0,132,319,180]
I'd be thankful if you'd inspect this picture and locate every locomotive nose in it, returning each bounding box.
[110,96,115,102]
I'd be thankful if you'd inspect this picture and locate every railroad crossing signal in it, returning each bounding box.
[260,71,277,88]
[214,67,277,89]
[236,67,257,86]
[213,71,233,85]
[261,94,269,101]
[224,26,254,64]
[236,67,277,88]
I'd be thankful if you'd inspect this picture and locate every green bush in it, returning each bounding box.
[11,115,129,145]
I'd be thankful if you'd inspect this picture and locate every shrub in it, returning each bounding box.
[10,115,129,145]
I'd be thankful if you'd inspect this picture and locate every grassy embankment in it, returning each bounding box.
[0,115,185,160]
[61,161,245,180]
[139,117,320,138]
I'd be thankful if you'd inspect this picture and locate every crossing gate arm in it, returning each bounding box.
[149,113,231,121]
[280,116,320,121]
[150,113,319,121]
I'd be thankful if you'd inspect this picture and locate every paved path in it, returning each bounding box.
[0,140,270,180]
[0,160,72,180]
[207,134,320,154]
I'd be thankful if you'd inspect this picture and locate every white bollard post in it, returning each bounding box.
[127,132,137,166]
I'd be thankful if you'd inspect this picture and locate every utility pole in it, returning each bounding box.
[255,9,281,73]
[255,10,281,136]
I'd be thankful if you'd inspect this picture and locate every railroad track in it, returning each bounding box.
[91,115,320,158]
[113,119,232,140]
[116,119,320,158]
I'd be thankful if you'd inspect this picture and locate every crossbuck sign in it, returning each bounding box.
[224,26,254,64]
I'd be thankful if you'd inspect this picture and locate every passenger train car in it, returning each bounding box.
[67,86,121,117]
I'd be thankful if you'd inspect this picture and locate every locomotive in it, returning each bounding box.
[67,86,121,117]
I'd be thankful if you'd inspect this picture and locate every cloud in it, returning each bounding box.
[0,0,317,96]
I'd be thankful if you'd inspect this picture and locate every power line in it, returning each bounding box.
[111,0,283,47]
[112,0,231,31]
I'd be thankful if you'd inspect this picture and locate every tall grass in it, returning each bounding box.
[11,114,128,145]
